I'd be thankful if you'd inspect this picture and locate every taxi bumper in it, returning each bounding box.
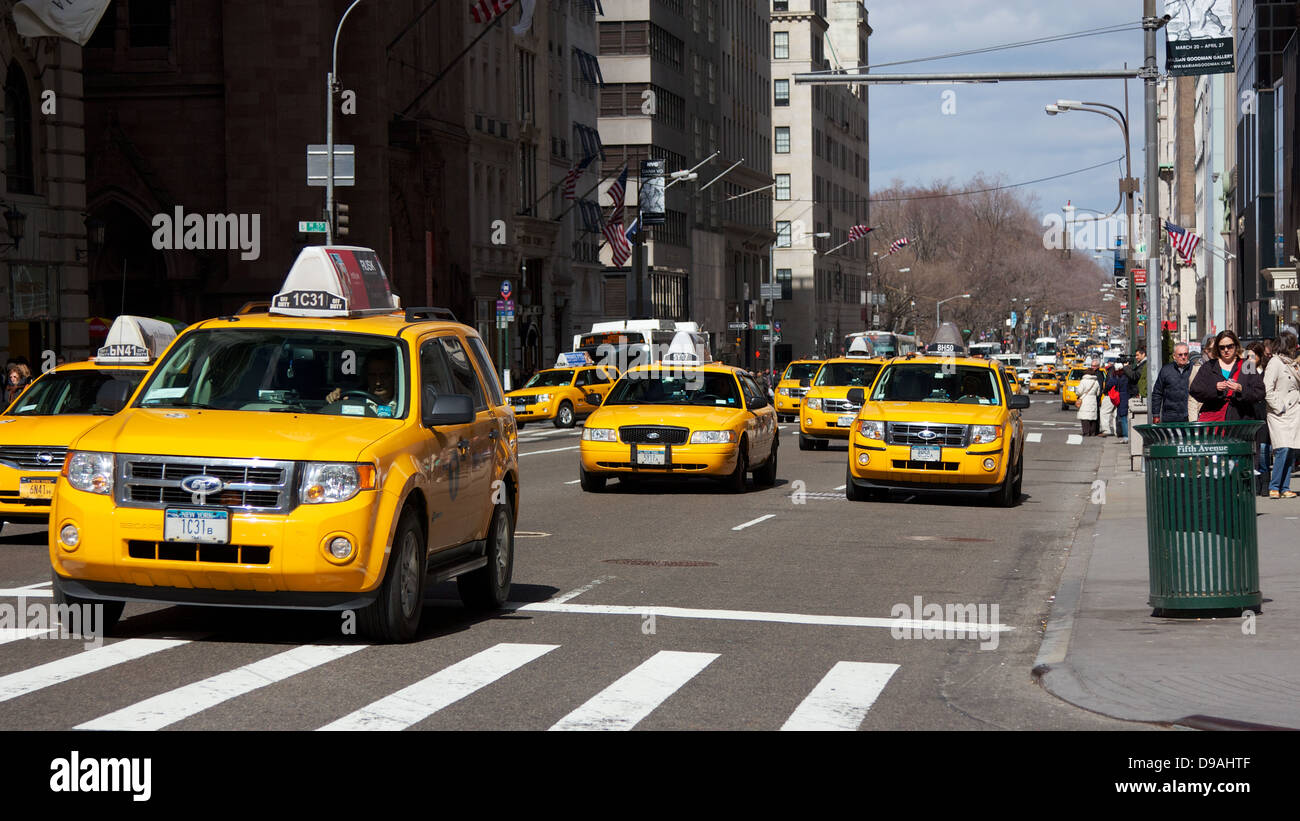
[775,392,802,415]
[48,484,396,608]
[847,438,1009,493]
[0,464,59,522]
[508,398,557,421]
[580,441,739,476]
[800,409,856,440]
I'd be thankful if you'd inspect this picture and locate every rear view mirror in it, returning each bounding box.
[422,390,474,426]
[1008,395,1030,410]
[586,392,603,406]
[799,378,810,388]
[95,379,134,414]
[846,388,865,406]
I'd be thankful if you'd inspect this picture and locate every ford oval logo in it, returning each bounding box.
[36,451,53,465]
[647,431,660,440]
[917,429,938,441]
[180,475,224,495]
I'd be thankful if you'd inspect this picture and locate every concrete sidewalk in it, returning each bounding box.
[1035,435,1300,729]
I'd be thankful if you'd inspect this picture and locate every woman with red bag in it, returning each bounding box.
[1189,329,1265,426]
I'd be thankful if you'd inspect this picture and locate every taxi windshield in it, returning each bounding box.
[1069,369,1086,380]
[524,369,575,388]
[5,370,145,416]
[872,364,1003,406]
[814,362,881,387]
[136,329,408,418]
[603,370,741,407]
[782,362,819,381]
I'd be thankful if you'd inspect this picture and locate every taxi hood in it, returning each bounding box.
[0,414,115,450]
[590,404,750,429]
[857,401,1009,425]
[69,408,398,462]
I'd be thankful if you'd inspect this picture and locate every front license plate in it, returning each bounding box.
[910,445,941,463]
[19,478,56,499]
[164,509,230,544]
[636,446,666,466]
[514,405,527,413]
[837,413,856,427]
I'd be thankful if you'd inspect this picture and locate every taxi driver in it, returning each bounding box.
[327,352,397,414]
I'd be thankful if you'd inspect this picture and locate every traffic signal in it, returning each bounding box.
[335,202,350,237]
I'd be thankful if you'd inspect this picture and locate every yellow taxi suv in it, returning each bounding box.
[578,332,777,492]
[49,246,520,643]
[845,355,1029,507]
[1060,366,1086,411]
[774,359,821,422]
[798,339,884,451]
[0,316,174,531]
[506,359,617,428]
[1028,370,1060,394]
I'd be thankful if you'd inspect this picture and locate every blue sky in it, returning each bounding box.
[866,0,1153,252]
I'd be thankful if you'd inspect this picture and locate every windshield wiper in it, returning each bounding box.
[144,400,219,409]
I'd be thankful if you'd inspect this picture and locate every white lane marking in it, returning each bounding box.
[0,628,55,645]
[549,650,719,731]
[1066,434,1084,445]
[548,576,614,604]
[520,446,581,457]
[564,479,581,485]
[318,643,558,731]
[1040,421,1060,426]
[1026,433,1043,443]
[732,514,776,531]
[77,644,366,731]
[834,484,846,491]
[780,661,900,731]
[0,637,192,704]
[0,589,53,599]
[511,601,1013,633]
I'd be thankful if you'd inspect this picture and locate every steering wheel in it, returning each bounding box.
[341,390,384,404]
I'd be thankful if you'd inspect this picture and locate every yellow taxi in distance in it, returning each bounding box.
[845,355,1029,506]
[578,333,778,492]
[506,361,617,428]
[50,246,520,643]
[774,359,821,422]
[0,316,174,531]
[799,340,886,450]
[1028,370,1060,393]
[1060,366,1087,410]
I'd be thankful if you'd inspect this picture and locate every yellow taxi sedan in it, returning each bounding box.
[506,365,617,428]
[578,338,777,492]
[845,356,1029,506]
[1060,367,1086,410]
[774,359,821,422]
[1028,370,1060,393]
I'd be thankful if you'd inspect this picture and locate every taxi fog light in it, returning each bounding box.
[858,420,885,440]
[805,398,822,410]
[582,427,618,442]
[64,452,114,495]
[329,537,354,559]
[300,463,373,504]
[805,417,813,426]
[983,458,996,470]
[689,430,735,444]
[60,524,80,548]
[971,425,1001,445]
[857,453,869,465]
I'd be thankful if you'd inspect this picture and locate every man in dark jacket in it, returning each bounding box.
[1128,346,1149,398]
[1105,363,1136,442]
[1150,342,1192,423]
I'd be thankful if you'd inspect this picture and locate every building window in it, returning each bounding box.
[86,3,118,49]
[774,79,789,107]
[776,222,792,247]
[599,21,649,55]
[773,1,789,11]
[129,0,171,48]
[773,31,789,60]
[4,62,34,195]
[775,126,790,153]
[775,174,790,200]
[777,268,792,300]
[518,50,535,122]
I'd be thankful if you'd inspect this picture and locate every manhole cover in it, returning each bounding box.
[601,559,719,567]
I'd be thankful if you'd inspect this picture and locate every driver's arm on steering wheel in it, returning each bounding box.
[325,387,344,403]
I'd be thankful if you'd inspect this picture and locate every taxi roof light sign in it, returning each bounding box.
[661,331,705,365]
[94,315,177,364]
[556,351,594,367]
[846,337,873,358]
[271,246,401,318]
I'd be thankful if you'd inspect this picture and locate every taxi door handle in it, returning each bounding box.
[456,439,470,452]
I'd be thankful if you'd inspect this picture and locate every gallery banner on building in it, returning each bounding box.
[1165,0,1234,76]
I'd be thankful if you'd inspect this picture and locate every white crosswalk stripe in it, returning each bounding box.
[1066,434,1084,445]
[77,644,366,731]
[0,638,192,704]
[318,643,558,731]
[549,650,719,731]
[781,661,899,730]
[1026,433,1042,443]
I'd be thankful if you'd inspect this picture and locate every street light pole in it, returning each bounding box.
[325,0,366,245]
[935,293,971,331]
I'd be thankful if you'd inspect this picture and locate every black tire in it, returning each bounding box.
[51,572,124,636]
[994,457,1020,508]
[725,441,748,493]
[816,439,830,451]
[554,401,576,428]
[799,433,814,451]
[516,422,526,430]
[359,507,426,643]
[1061,402,1069,411]
[579,464,606,492]
[753,437,778,487]
[1011,452,1023,500]
[458,500,515,610]
[845,468,866,502]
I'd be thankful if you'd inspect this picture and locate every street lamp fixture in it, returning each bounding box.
[0,202,26,253]
[935,293,970,329]
[75,213,105,261]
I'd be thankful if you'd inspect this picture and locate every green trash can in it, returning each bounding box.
[1134,420,1262,614]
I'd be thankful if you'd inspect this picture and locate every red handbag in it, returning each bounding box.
[1107,387,1120,406]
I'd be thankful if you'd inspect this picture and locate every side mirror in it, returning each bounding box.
[1008,395,1030,410]
[423,390,475,426]
[799,377,810,388]
[585,392,603,406]
[95,379,134,413]
[846,388,865,406]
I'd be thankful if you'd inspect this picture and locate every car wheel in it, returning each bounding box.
[994,458,1019,508]
[555,401,575,428]
[816,439,830,451]
[516,422,526,430]
[579,464,606,492]
[1011,452,1023,500]
[845,467,865,502]
[726,440,748,493]
[799,433,813,451]
[51,571,125,636]
[359,507,425,642]
[753,437,778,487]
[458,499,514,610]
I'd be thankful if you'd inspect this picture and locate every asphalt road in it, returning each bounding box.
[0,398,1154,730]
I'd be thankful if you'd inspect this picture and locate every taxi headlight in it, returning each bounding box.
[64,451,114,495]
[805,397,822,410]
[300,463,377,504]
[535,393,552,403]
[690,430,735,444]
[857,420,885,440]
[971,425,1001,445]
[582,427,618,442]
[778,387,793,396]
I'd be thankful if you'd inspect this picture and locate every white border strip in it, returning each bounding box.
[549,650,718,731]
[781,661,900,731]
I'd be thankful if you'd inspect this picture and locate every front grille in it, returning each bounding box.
[0,446,68,470]
[117,455,295,513]
[511,395,541,406]
[820,398,860,415]
[892,460,960,471]
[619,425,689,445]
[784,387,809,397]
[128,540,272,565]
[887,422,968,447]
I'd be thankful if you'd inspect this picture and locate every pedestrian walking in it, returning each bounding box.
[1247,342,1273,496]
[1105,361,1135,442]
[1187,334,1217,421]
[1099,364,1117,436]
[1076,362,1102,436]
[1189,329,1265,424]
[1262,332,1300,499]
[1129,346,1149,399]
[1150,342,1193,423]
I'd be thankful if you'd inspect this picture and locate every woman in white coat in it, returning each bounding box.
[1263,332,1300,498]
[1076,363,1102,436]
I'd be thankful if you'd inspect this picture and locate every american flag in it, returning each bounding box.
[887,237,910,255]
[562,155,595,200]
[470,0,515,24]
[606,165,628,208]
[604,212,632,266]
[848,225,873,242]
[1165,221,1201,263]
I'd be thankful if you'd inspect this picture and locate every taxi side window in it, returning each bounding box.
[739,375,767,409]
[420,340,460,407]
[438,336,487,411]
[465,336,505,407]
[574,370,590,388]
